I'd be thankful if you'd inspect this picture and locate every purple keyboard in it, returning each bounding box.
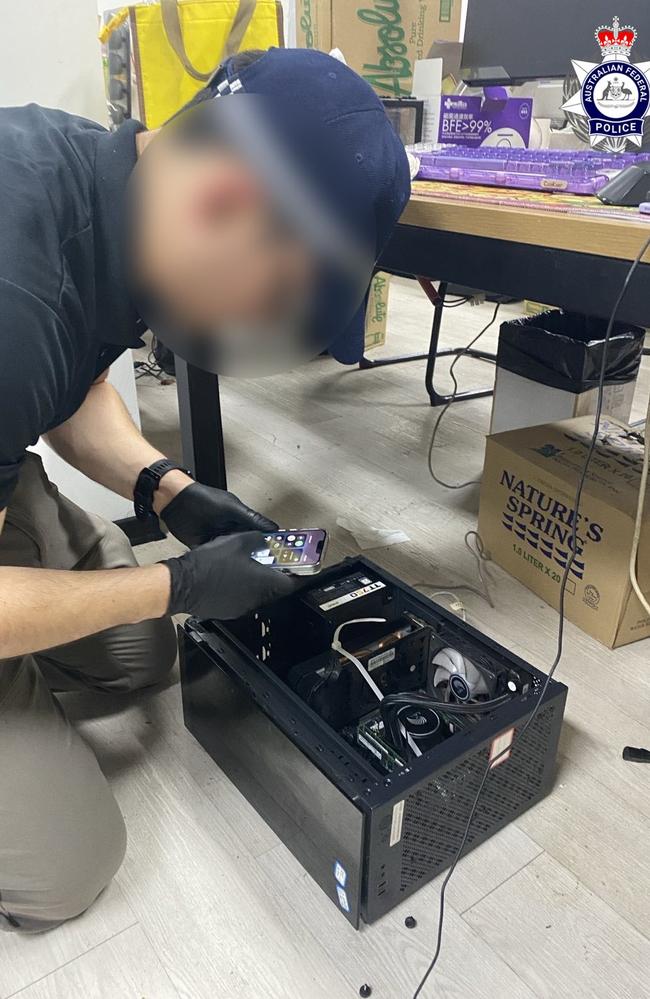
[416,147,650,196]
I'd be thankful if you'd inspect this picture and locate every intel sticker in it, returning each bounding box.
[334,861,347,887]
[336,886,350,912]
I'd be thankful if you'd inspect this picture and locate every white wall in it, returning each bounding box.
[0,0,106,121]
[281,0,296,47]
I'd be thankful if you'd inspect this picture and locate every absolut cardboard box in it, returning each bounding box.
[364,271,391,351]
[333,0,462,97]
[295,0,332,52]
[296,1,462,98]
[478,417,650,649]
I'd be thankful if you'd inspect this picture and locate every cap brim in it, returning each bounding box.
[328,299,368,365]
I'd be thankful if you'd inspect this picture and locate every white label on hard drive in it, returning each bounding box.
[390,800,405,847]
[319,580,385,611]
[368,648,396,671]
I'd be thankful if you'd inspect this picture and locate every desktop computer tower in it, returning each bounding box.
[179,557,566,928]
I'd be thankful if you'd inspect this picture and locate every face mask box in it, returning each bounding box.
[478,417,650,649]
[437,95,533,148]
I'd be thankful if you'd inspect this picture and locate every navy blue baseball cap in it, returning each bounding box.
[149,48,411,370]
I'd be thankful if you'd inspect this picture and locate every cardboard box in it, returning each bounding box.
[333,0,462,97]
[478,417,650,649]
[364,271,391,351]
[295,0,332,51]
[524,300,554,316]
[296,1,462,97]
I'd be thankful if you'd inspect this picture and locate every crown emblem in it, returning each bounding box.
[595,16,637,62]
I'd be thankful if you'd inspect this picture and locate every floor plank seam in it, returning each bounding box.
[134,923,182,998]
[143,717,280,863]
[457,849,545,918]
[511,833,650,948]
[3,921,139,999]
[458,874,549,999]
[251,840,281,862]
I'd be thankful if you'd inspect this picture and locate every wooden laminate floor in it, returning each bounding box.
[4,279,650,999]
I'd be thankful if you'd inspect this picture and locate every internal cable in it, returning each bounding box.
[331,619,386,702]
[382,691,511,716]
[427,301,501,490]
[381,692,511,756]
[332,619,422,758]
[412,234,650,999]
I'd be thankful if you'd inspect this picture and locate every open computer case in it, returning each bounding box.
[180,557,566,928]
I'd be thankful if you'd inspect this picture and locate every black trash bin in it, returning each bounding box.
[490,310,645,434]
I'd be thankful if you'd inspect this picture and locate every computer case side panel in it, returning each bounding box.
[179,625,366,928]
[363,684,567,923]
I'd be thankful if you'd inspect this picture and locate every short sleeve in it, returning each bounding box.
[0,280,66,510]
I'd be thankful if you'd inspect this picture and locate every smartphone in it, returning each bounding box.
[252,530,328,575]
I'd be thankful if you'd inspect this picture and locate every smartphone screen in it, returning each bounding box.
[252,530,327,569]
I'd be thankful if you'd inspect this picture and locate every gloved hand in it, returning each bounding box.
[164,531,300,621]
[160,482,277,549]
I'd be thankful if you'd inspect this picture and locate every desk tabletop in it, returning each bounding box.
[402,181,650,263]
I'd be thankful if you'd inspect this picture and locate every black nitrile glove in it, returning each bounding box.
[160,482,277,549]
[164,531,300,621]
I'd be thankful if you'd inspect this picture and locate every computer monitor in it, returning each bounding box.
[461,0,650,86]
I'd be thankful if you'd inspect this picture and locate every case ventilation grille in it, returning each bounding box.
[399,704,556,892]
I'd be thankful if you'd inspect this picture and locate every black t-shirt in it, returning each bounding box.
[0,105,146,510]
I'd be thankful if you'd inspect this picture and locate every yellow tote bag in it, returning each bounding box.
[130,0,284,129]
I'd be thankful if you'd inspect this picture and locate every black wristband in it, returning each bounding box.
[134,459,193,521]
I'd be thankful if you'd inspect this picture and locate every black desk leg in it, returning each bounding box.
[175,357,227,490]
[359,278,496,407]
[425,281,496,407]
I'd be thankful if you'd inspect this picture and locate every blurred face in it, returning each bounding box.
[132,133,315,332]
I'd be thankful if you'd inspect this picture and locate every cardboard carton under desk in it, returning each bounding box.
[478,416,650,649]
[295,0,461,98]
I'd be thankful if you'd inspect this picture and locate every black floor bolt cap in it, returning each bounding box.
[405,916,417,929]
[359,986,372,998]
